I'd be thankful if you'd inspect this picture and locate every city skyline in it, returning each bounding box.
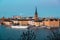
[0,0,60,18]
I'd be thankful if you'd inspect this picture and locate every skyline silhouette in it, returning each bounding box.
[0,0,60,18]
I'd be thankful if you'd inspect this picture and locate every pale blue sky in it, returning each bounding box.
[0,0,60,18]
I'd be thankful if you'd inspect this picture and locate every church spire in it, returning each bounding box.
[34,7,38,21]
[35,7,38,16]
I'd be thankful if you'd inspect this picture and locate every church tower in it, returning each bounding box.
[34,7,39,21]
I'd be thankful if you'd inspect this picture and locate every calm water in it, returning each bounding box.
[0,25,60,40]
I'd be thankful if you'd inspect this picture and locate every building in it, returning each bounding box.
[44,18,59,27]
[1,18,12,26]
[0,7,60,28]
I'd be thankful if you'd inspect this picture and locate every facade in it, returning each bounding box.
[1,19,12,26]
[18,20,29,26]
[3,21,12,26]
[44,19,59,27]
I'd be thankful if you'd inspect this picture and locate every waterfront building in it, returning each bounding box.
[0,7,60,28]
[1,18,12,26]
[44,18,59,27]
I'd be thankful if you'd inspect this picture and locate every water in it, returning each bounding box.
[0,25,60,40]
[0,25,27,40]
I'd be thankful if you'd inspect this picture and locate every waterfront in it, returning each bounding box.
[0,25,60,40]
[0,0,60,40]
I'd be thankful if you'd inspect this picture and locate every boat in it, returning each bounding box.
[11,25,28,29]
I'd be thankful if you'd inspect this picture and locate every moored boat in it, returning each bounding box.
[11,25,28,29]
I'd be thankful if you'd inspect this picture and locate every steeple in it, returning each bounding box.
[35,7,38,16]
[34,7,39,21]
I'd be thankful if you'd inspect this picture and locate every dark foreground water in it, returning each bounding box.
[0,25,60,40]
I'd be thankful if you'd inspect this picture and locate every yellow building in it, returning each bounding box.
[2,19,12,26]
[18,19,29,26]
[44,18,59,27]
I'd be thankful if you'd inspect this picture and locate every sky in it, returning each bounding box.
[0,0,60,18]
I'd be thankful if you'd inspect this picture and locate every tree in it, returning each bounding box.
[19,29,36,40]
